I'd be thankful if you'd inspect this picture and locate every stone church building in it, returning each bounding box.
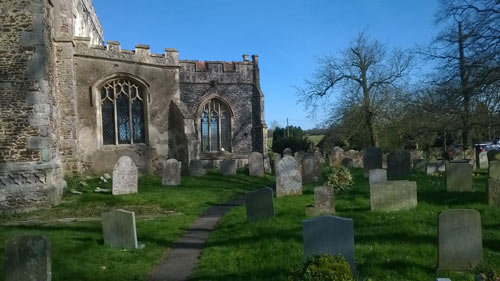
[0,0,267,212]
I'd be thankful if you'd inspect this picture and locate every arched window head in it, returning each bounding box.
[100,79,145,145]
[200,99,231,152]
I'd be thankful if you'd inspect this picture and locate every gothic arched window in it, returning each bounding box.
[100,79,145,145]
[200,99,231,152]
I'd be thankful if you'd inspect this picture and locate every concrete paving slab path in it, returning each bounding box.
[149,197,244,281]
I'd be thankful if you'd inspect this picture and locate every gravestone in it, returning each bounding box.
[283,148,293,156]
[302,154,321,183]
[488,179,500,206]
[112,156,138,195]
[488,160,500,180]
[272,153,281,175]
[220,159,237,176]
[306,186,335,217]
[4,235,51,281]
[427,161,446,175]
[438,209,483,270]
[276,155,302,197]
[263,157,272,174]
[341,158,354,168]
[162,159,181,186]
[446,162,473,192]
[245,187,274,221]
[102,209,140,249]
[363,147,382,177]
[479,151,489,169]
[314,151,325,165]
[346,149,363,168]
[369,169,387,185]
[303,215,355,272]
[330,146,344,166]
[295,150,306,176]
[387,150,411,179]
[189,159,205,177]
[248,152,264,177]
[370,180,417,211]
[413,159,426,173]
[487,150,500,163]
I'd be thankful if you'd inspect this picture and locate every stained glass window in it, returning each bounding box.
[100,79,145,145]
[200,99,231,152]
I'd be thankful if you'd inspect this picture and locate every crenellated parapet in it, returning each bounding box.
[73,38,179,67]
[179,54,259,84]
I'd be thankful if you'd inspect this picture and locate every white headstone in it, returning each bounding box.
[112,156,138,195]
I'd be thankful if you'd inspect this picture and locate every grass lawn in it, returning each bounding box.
[0,170,274,281]
[191,169,500,281]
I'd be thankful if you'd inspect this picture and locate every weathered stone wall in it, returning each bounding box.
[0,0,66,213]
[73,40,179,174]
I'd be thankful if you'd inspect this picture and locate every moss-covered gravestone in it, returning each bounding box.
[102,209,141,249]
[370,180,417,212]
[245,187,274,221]
[387,150,411,179]
[162,159,181,186]
[220,159,236,176]
[4,235,51,281]
[248,152,264,177]
[445,162,472,192]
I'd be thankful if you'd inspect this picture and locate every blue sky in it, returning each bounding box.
[92,0,439,129]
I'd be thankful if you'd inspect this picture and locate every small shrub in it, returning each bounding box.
[290,254,354,281]
[322,164,354,193]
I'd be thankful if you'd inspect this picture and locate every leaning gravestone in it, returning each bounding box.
[303,215,355,273]
[446,162,473,192]
[220,159,237,176]
[302,154,321,183]
[488,179,500,206]
[488,160,500,180]
[438,209,483,270]
[487,150,500,163]
[276,155,302,197]
[413,159,426,173]
[306,186,335,217]
[162,159,181,186]
[245,187,274,221]
[369,169,387,185]
[370,180,417,211]
[363,147,382,177]
[479,151,489,169]
[102,209,140,249]
[4,235,51,281]
[248,152,264,177]
[189,159,205,177]
[112,156,138,195]
[387,150,411,179]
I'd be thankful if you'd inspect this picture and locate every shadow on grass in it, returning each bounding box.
[190,268,290,281]
[418,190,487,205]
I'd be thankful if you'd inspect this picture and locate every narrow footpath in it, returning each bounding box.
[149,197,244,281]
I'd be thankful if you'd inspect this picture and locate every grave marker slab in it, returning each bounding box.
[387,150,411,179]
[276,155,302,197]
[369,169,387,185]
[264,157,272,174]
[4,235,51,281]
[370,180,417,211]
[303,215,355,272]
[112,156,138,195]
[438,209,482,270]
[489,160,500,180]
[162,159,181,186]
[446,162,473,192]
[363,147,382,177]
[302,154,321,183]
[306,186,335,217]
[413,159,426,173]
[248,152,264,177]
[220,159,237,176]
[189,159,205,177]
[283,148,293,156]
[245,187,274,221]
[488,179,500,206]
[102,209,139,249]
[479,151,489,169]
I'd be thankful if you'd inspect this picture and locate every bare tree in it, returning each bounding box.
[297,32,413,147]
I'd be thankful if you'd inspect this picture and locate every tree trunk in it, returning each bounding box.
[458,21,471,149]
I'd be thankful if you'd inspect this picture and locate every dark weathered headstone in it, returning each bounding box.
[412,159,426,173]
[303,215,355,272]
[363,147,382,177]
[370,180,417,211]
[488,160,500,180]
[276,155,302,197]
[387,150,411,179]
[4,235,51,281]
[438,209,482,270]
[341,158,354,168]
[248,152,264,177]
[220,159,236,176]
[102,209,139,249]
[162,159,181,186]
[189,159,205,177]
[245,187,274,221]
[446,162,473,192]
[369,169,387,185]
[488,179,500,206]
[112,156,138,195]
[306,186,335,217]
[302,154,321,183]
